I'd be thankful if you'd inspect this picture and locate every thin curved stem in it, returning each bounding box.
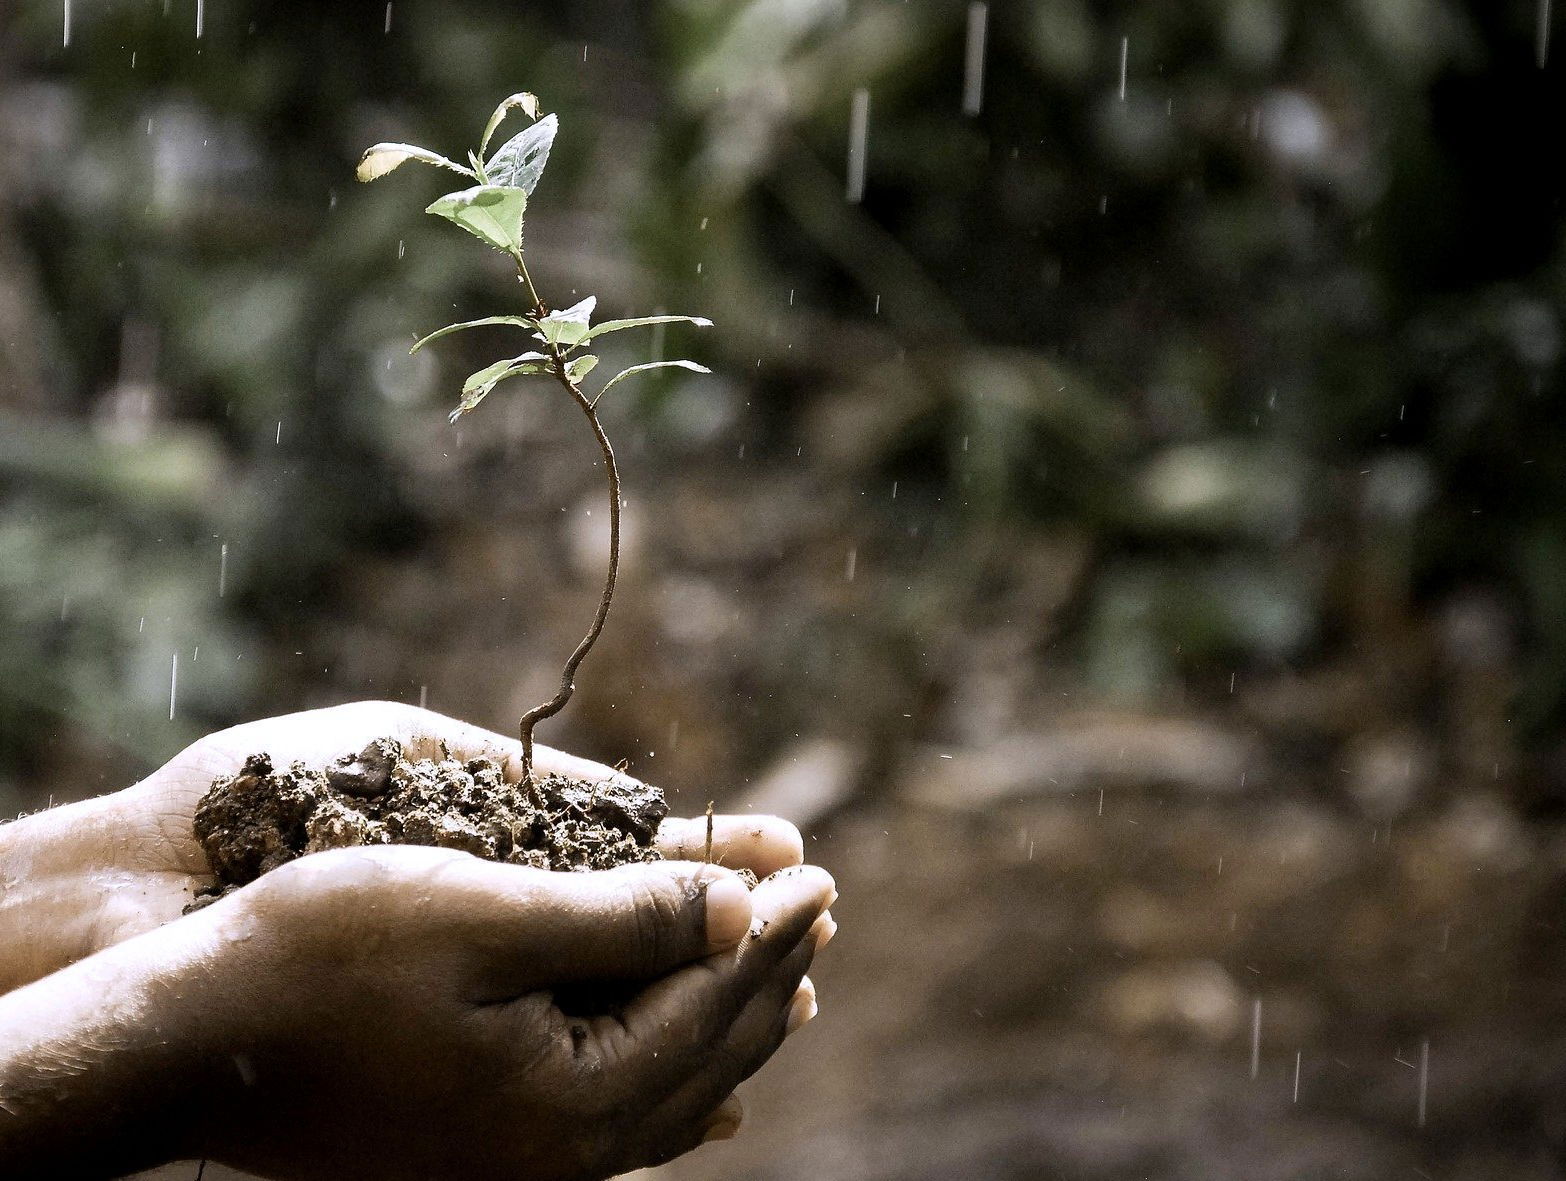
[513,261,619,784]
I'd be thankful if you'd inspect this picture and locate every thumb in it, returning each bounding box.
[467,861,754,993]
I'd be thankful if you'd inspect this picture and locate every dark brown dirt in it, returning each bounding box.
[188,737,668,908]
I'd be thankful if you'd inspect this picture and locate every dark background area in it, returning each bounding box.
[5,1,1566,1177]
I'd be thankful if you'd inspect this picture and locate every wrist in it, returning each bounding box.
[0,909,230,1174]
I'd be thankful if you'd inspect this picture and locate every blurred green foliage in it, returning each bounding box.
[0,0,1562,807]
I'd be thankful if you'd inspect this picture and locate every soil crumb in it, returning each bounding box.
[189,737,667,909]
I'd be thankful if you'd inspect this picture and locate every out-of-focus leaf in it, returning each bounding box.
[410,316,534,354]
[357,143,474,182]
[582,314,714,342]
[486,113,558,195]
[450,352,550,421]
[479,92,541,157]
[535,296,596,347]
[594,359,711,405]
[425,185,528,254]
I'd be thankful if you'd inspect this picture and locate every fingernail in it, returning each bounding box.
[811,912,838,951]
[786,990,818,1035]
[702,1118,741,1143]
[704,874,752,949]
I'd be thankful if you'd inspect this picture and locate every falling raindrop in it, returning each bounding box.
[418,684,428,709]
[169,653,179,721]
[219,543,229,597]
[196,0,204,39]
[845,548,857,581]
[1249,998,1262,1079]
[963,3,988,116]
[1540,0,1553,68]
[1417,1039,1430,1127]
[63,0,71,48]
[1118,36,1129,101]
[275,420,282,445]
[846,88,870,203]
[384,2,393,34]
[1293,1051,1301,1102]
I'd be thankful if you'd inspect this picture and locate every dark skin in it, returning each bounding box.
[0,703,836,1179]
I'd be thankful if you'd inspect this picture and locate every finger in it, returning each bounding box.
[631,1092,745,1173]
[656,815,804,878]
[789,974,819,1031]
[435,858,754,997]
[640,944,816,1148]
[703,1093,746,1142]
[588,865,833,1097]
[809,911,837,952]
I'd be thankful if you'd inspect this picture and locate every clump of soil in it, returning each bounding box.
[189,737,668,909]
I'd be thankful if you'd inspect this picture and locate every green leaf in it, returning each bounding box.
[450,352,550,422]
[479,91,541,157]
[357,143,475,183]
[411,316,534,354]
[534,297,596,347]
[486,113,558,196]
[425,185,528,254]
[582,314,714,343]
[593,360,711,406]
[566,354,599,382]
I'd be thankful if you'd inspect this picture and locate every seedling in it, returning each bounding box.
[358,92,712,785]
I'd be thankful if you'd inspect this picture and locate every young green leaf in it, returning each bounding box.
[480,92,541,157]
[357,143,475,183]
[566,354,600,382]
[486,113,558,196]
[581,314,714,343]
[425,185,528,254]
[411,315,535,354]
[593,359,711,406]
[534,296,597,348]
[450,352,551,421]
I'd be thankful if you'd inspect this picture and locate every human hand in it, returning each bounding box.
[0,701,811,992]
[0,842,836,1180]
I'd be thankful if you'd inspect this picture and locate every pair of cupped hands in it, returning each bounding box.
[0,702,836,1180]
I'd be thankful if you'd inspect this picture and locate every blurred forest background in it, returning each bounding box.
[6,0,1566,1178]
